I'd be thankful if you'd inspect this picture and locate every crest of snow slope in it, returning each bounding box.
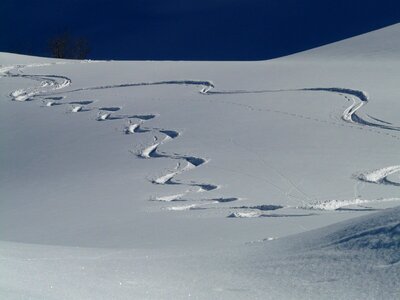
[287,22,400,61]
[1,24,400,299]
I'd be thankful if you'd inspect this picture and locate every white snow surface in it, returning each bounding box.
[1,24,400,299]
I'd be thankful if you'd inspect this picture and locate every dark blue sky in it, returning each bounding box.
[1,0,399,60]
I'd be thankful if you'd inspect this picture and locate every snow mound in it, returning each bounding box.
[272,207,400,267]
[321,207,400,253]
[241,207,400,298]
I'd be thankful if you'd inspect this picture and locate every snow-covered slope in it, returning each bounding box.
[290,22,400,60]
[0,24,399,299]
[1,207,398,299]
[239,206,400,299]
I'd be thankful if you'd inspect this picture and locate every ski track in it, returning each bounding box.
[206,86,400,133]
[227,211,316,218]
[304,197,400,211]
[3,64,224,210]
[137,135,222,205]
[356,165,400,186]
[3,62,399,216]
[9,74,71,101]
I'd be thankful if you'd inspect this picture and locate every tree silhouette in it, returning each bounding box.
[49,34,90,59]
[74,37,90,59]
[49,34,69,58]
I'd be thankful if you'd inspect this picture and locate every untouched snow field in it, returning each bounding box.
[1,24,400,299]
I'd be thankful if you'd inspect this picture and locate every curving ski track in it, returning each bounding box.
[356,165,400,186]
[3,62,399,216]
[135,131,221,206]
[305,197,400,211]
[2,64,71,102]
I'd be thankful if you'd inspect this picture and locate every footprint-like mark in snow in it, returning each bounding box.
[96,111,112,121]
[139,140,160,159]
[99,107,121,112]
[159,130,179,140]
[132,114,157,120]
[69,100,94,105]
[195,184,219,192]
[42,99,62,107]
[41,96,67,107]
[124,120,142,134]
[46,96,64,101]
[153,170,179,185]
[151,163,219,193]
[71,105,83,113]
